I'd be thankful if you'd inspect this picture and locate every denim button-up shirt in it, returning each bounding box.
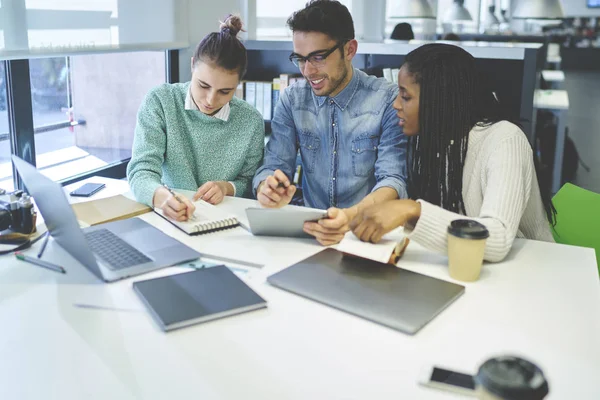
[253,68,407,209]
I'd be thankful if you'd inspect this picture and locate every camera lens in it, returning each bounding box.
[0,208,12,231]
[18,194,35,234]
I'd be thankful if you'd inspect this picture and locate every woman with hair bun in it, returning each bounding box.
[128,15,265,221]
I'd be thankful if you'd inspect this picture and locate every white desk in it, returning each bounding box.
[546,55,562,69]
[541,70,565,89]
[1,179,599,399]
[534,89,570,194]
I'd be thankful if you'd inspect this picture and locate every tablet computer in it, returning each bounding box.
[245,208,328,238]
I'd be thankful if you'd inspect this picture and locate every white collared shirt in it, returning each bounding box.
[184,86,236,196]
[185,87,231,121]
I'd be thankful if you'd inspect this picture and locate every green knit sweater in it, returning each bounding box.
[127,82,265,206]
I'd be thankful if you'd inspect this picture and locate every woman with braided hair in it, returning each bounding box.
[350,43,555,262]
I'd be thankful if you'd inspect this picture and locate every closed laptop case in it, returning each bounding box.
[267,248,465,335]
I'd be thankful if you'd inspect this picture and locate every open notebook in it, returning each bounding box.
[335,228,409,265]
[155,198,239,235]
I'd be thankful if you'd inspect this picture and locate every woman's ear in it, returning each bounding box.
[190,57,195,73]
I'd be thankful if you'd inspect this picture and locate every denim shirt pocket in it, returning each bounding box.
[351,135,379,177]
[297,131,321,174]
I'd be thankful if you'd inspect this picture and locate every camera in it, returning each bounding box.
[0,188,37,235]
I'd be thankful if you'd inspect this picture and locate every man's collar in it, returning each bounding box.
[313,68,359,110]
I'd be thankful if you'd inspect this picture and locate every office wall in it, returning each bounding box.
[177,0,252,82]
[560,1,600,17]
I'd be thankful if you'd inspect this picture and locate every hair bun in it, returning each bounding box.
[219,14,244,37]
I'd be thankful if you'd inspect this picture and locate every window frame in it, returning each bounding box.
[2,49,177,189]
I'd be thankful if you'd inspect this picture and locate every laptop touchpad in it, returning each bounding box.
[121,227,177,252]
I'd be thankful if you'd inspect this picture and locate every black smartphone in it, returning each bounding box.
[418,366,477,396]
[69,182,106,197]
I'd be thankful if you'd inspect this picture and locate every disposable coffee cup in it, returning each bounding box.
[447,219,489,282]
[475,356,549,400]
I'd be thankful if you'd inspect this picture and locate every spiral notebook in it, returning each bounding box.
[155,198,239,235]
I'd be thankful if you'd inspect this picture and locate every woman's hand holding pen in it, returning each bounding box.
[350,200,421,243]
[153,186,196,222]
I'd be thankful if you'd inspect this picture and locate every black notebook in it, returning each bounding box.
[133,266,267,331]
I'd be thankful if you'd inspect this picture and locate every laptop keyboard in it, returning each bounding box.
[84,229,151,270]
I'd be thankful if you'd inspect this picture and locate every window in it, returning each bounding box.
[0,62,12,190]
[31,51,165,182]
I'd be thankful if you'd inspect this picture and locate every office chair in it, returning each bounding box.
[552,183,600,276]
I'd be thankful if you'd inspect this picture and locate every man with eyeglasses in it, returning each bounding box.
[252,0,407,246]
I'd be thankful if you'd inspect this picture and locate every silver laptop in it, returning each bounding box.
[12,155,201,282]
[246,208,327,238]
[267,248,465,335]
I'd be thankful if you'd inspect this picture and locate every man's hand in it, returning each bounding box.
[153,186,196,222]
[303,207,349,246]
[257,169,296,208]
[193,181,232,205]
[350,200,421,243]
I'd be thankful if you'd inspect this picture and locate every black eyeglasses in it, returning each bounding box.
[289,41,346,69]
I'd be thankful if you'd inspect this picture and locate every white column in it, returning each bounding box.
[238,0,257,40]
[178,0,252,81]
[1,0,29,52]
[354,0,387,42]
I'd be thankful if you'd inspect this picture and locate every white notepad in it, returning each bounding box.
[155,198,239,235]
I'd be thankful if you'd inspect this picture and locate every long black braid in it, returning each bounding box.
[404,43,556,225]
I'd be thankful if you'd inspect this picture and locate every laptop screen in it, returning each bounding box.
[12,155,104,279]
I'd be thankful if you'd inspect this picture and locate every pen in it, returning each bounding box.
[73,303,140,312]
[163,184,184,204]
[37,231,50,259]
[14,252,66,274]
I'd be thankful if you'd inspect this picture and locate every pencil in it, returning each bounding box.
[14,252,66,274]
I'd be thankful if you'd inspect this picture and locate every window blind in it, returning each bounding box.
[0,0,189,60]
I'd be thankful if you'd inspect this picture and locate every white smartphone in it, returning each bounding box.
[418,365,477,396]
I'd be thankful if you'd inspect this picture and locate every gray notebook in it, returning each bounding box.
[267,248,465,335]
[134,266,267,331]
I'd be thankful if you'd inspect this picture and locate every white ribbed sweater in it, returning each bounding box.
[405,121,555,262]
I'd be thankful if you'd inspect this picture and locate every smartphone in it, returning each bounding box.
[418,366,477,396]
[69,182,106,197]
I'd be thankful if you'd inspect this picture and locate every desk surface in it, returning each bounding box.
[1,178,599,399]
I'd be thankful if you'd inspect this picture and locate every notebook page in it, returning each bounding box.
[154,198,238,234]
[335,227,406,264]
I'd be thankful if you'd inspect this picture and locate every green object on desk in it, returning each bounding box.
[552,183,600,276]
